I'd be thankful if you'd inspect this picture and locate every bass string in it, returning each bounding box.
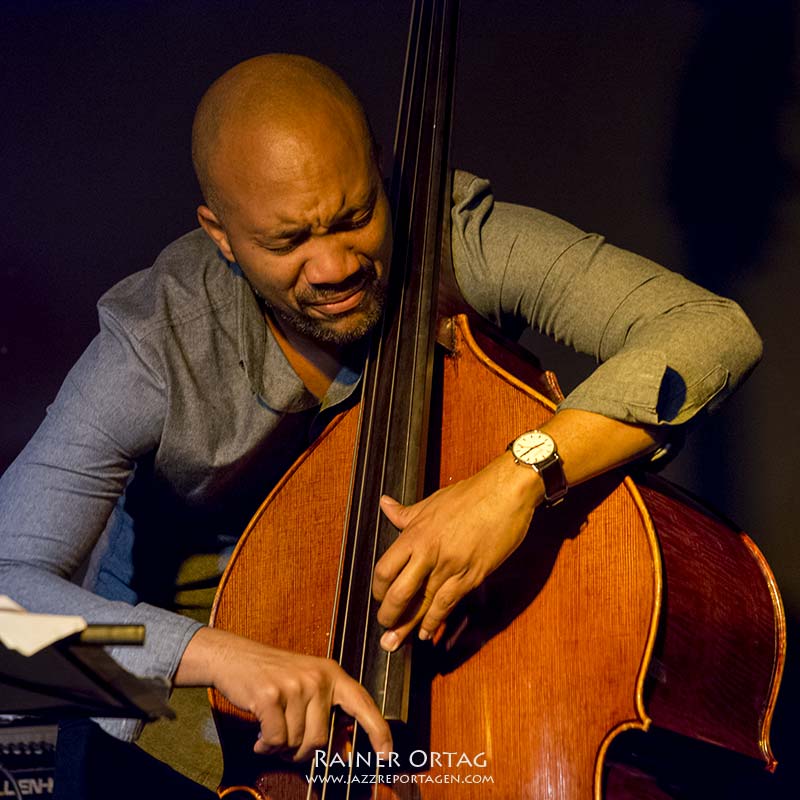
[347,0,445,796]
[320,0,444,794]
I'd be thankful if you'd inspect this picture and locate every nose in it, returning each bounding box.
[303,237,361,288]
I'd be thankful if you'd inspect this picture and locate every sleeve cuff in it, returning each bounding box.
[93,607,204,741]
[557,349,730,426]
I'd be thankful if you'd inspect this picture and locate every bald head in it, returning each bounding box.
[192,54,376,218]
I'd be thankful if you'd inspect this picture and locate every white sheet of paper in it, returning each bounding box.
[0,595,87,656]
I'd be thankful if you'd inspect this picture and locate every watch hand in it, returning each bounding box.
[522,443,548,457]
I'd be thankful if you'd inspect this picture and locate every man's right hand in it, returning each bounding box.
[174,626,393,762]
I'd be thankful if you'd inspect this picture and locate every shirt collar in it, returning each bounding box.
[234,264,364,414]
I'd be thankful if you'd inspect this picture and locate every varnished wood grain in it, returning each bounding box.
[210,407,362,798]
[209,316,660,798]
[638,478,785,767]
[419,316,659,799]
[208,315,784,798]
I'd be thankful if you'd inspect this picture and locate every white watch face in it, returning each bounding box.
[511,430,555,466]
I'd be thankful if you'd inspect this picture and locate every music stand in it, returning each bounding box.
[0,625,174,722]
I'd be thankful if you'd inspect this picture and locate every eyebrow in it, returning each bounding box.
[256,183,379,244]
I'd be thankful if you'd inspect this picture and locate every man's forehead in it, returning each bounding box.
[255,171,380,237]
[218,86,369,168]
[215,106,378,211]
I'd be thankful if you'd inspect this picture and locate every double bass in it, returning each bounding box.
[208,1,785,796]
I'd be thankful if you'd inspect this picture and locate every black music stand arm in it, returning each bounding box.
[0,624,175,723]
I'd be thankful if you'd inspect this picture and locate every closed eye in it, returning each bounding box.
[256,202,375,255]
[332,205,374,233]
[264,241,300,255]
[258,231,309,255]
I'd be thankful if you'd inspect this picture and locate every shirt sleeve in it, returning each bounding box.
[0,307,202,740]
[450,170,763,425]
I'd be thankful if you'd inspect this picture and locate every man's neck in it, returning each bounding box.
[265,312,343,401]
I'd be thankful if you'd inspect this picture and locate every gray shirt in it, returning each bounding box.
[0,171,762,741]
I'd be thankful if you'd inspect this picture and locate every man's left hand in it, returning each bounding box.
[372,452,542,651]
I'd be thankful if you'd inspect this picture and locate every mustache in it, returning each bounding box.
[297,262,380,304]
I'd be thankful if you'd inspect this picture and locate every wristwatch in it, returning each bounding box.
[507,429,567,507]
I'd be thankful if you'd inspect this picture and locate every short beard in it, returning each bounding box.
[266,266,387,346]
[272,291,385,345]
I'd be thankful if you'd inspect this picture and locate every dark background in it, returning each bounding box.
[2,1,798,795]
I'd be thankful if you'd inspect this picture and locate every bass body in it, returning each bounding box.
[209,313,784,799]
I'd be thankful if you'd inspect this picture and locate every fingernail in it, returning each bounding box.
[418,629,430,641]
[381,630,399,652]
[380,495,399,505]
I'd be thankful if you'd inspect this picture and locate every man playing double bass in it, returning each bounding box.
[0,55,762,793]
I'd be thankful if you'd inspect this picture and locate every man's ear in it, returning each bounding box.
[197,205,236,262]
